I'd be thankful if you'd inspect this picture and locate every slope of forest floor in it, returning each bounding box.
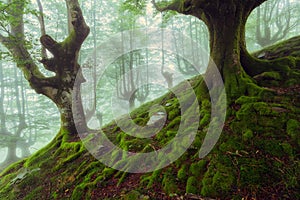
[0,37,299,200]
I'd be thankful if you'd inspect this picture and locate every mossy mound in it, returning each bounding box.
[0,39,299,199]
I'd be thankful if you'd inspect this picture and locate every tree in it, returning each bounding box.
[110,6,150,110]
[152,0,297,98]
[0,0,90,137]
[0,61,38,169]
[255,0,296,47]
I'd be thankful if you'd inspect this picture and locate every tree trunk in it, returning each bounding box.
[203,4,255,98]
[55,81,87,135]
[152,0,268,98]
[5,143,18,164]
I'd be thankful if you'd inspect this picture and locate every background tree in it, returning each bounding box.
[255,0,296,47]
[246,0,300,51]
[0,59,59,170]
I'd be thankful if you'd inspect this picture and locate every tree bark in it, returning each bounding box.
[203,3,253,97]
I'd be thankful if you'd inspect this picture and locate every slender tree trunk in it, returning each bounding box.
[0,61,8,134]
[36,0,47,58]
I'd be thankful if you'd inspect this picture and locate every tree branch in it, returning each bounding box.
[1,33,60,97]
[152,0,185,13]
[0,1,53,89]
[151,0,208,21]
[36,0,47,59]
[40,35,61,56]
[246,0,268,11]
[0,34,9,45]
[64,0,90,50]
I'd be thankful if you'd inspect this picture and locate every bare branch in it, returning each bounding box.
[36,0,47,59]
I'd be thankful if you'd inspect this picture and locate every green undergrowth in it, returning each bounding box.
[0,40,300,199]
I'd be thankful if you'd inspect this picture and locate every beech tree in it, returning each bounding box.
[152,0,296,98]
[255,0,294,47]
[0,0,90,137]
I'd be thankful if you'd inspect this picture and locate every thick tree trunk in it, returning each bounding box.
[203,5,254,98]
[55,83,87,135]
[152,0,268,98]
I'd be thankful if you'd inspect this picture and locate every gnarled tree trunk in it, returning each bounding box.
[153,0,267,98]
[0,0,90,137]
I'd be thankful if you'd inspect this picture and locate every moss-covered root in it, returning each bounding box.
[243,36,300,77]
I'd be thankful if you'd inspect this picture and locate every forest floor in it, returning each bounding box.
[88,87,300,200]
[0,37,299,200]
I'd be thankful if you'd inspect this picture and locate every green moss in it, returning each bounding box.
[186,176,198,194]
[235,103,255,121]
[103,167,116,177]
[0,160,25,177]
[76,161,104,181]
[201,164,235,197]
[199,113,210,127]
[212,171,234,191]
[239,158,279,189]
[235,96,260,104]
[281,142,294,156]
[117,172,127,186]
[140,170,162,188]
[72,182,92,200]
[254,71,282,83]
[246,82,264,96]
[166,130,177,138]
[166,116,181,130]
[257,140,285,157]
[287,119,300,146]
[242,129,253,141]
[177,164,188,180]
[24,135,61,168]
[52,142,85,170]
[219,138,242,153]
[189,160,207,177]
[285,78,298,87]
[162,170,178,195]
[51,192,58,199]
[252,102,272,115]
[133,117,147,126]
[122,190,140,200]
[201,99,211,110]
[190,134,203,149]
[24,186,43,200]
[167,107,180,121]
